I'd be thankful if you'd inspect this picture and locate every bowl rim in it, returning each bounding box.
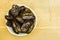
[6,4,37,36]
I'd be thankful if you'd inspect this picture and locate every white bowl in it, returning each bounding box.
[6,4,37,36]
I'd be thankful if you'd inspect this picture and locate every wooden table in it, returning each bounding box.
[0,0,60,40]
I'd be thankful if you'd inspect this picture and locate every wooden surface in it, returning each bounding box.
[0,0,60,40]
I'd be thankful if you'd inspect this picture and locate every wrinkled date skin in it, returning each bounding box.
[5,5,36,34]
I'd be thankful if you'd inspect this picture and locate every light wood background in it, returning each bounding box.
[0,0,60,40]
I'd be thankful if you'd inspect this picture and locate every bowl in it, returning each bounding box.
[6,4,37,36]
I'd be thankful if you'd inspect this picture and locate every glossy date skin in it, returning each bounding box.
[5,5,35,34]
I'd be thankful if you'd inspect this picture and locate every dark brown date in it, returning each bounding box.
[5,15,13,20]
[12,21,21,34]
[16,17,24,23]
[25,8,31,13]
[21,21,32,33]
[9,5,20,17]
[6,21,13,27]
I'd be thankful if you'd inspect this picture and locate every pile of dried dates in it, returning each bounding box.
[5,5,36,34]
